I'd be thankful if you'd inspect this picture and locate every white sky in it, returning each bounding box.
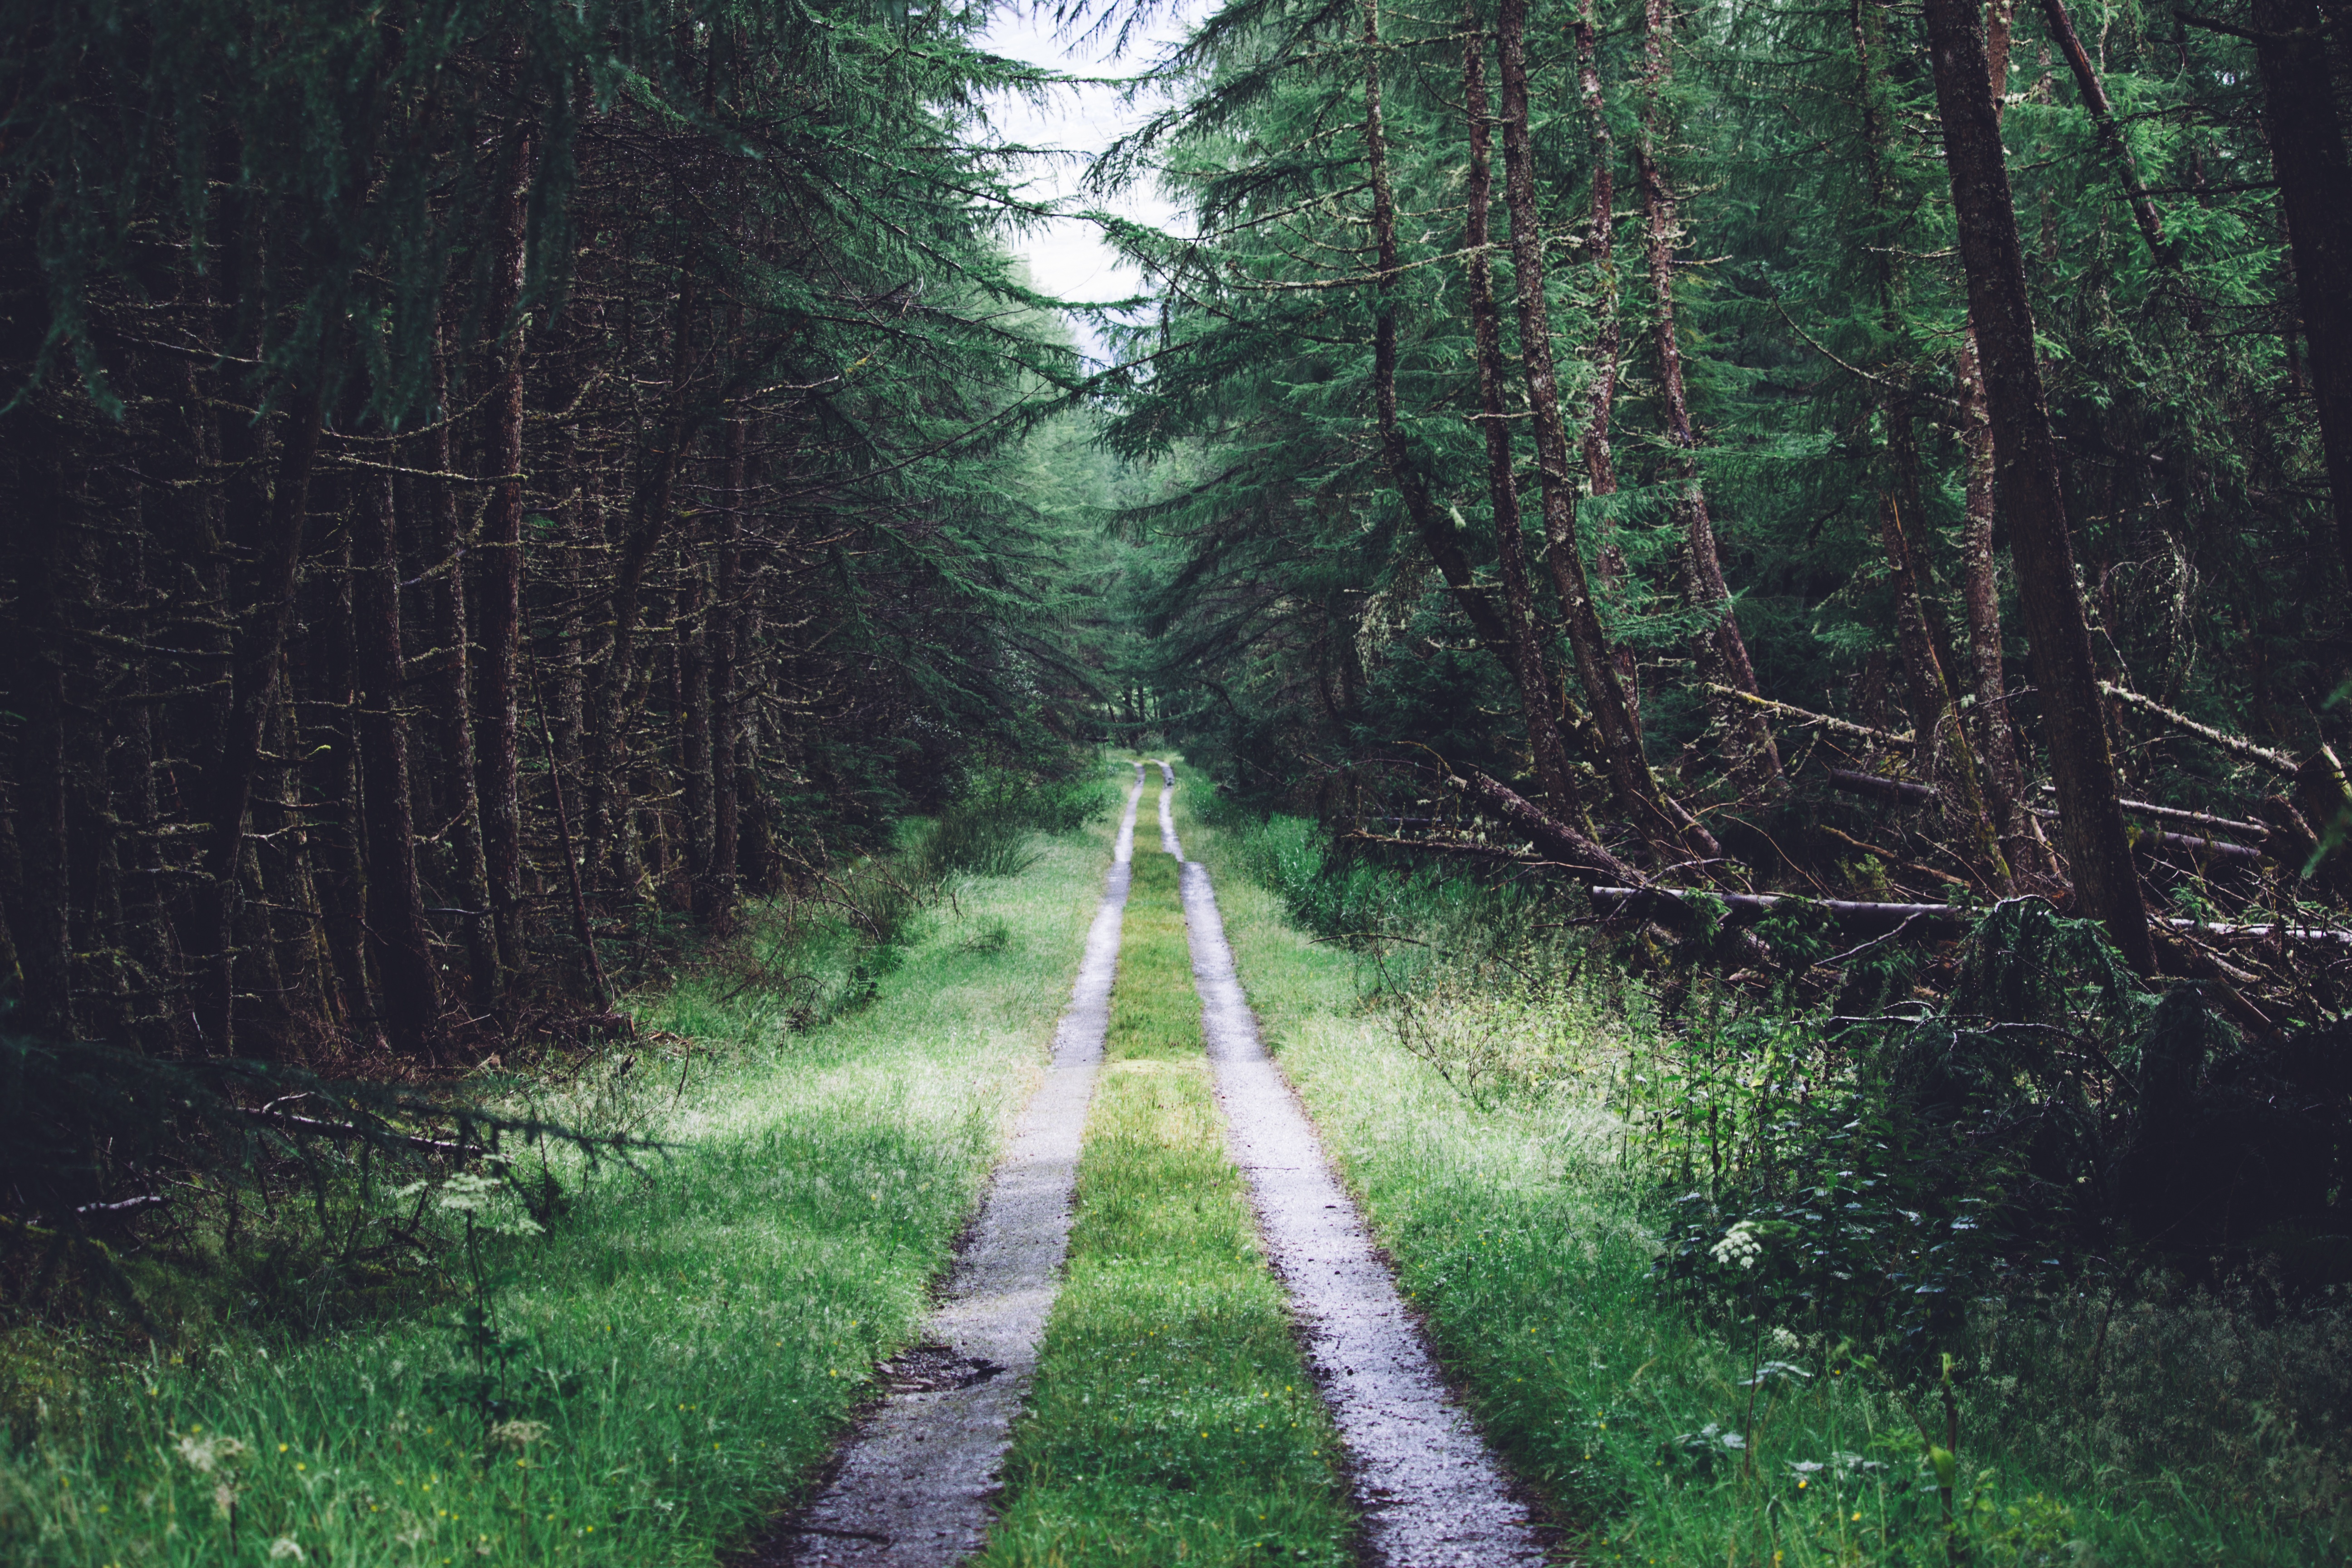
[976,1,1198,366]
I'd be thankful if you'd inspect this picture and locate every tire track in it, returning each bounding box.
[1168,770,1551,1566]
[764,766,1146,1566]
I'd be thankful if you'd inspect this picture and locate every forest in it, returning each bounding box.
[3,0,2351,1562]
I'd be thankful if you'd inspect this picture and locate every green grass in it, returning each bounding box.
[979,823,1354,1568]
[0,800,1125,1568]
[1171,784,2340,1568]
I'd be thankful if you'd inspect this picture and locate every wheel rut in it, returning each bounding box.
[1168,770,1551,1566]
[758,766,1146,1566]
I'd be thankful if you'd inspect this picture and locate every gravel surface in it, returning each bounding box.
[1175,797,1551,1567]
[760,767,1145,1566]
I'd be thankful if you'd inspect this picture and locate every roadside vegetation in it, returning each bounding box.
[0,774,1115,1567]
[1177,783,2352,1567]
[982,804,1353,1567]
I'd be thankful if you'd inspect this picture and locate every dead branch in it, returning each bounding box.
[1447,772,1644,885]
[1703,684,1916,750]
[1592,883,2352,947]
[2099,683,2300,776]
[239,1108,483,1157]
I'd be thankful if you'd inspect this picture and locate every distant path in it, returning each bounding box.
[764,766,1145,1566]
[1155,759,1180,856]
[1169,770,1551,1566]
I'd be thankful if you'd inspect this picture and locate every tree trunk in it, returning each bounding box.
[1940,0,2049,876]
[475,119,537,1003]
[680,514,715,906]
[2248,0,2352,585]
[1575,0,1642,736]
[2037,0,2168,264]
[702,416,746,929]
[1851,0,2009,890]
[1921,0,2156,973]
[304,512,382,1047]
[351,468,446,1060]
[420,340,498,1014]
[16,453,74,1042]
[1497,0,1719,858]
[1359,0,1579,813]
[196,388,323,1050]
[589,259,700,885]
[1637,0,1779,793]
[1449,0,1583,817]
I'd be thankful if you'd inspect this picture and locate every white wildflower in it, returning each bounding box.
[1710,1221,1764,1271]
[268,1538,305,1561]
[488,1419,550,1451]
[1769,1326,1803,1355]
[211,1482,238,1518]
[176,1434,249,1475]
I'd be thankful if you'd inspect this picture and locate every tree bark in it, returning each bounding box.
[1449,0,1584,817]
[419,340,498,1014]
[1574,0,1642,736]
[304,506,382,1048]
[1921,0,2156,972]
[1851,0,2010,890]
[351,468,446,1060]
[474,118,537,1003]
[701,415,746,929]
[1498,0,1718,858]
[588,257,700,884]
[2247,0,2352,585]
[16,453,74,1041]
[196,388,322,1050]
[1637,0,1779,793]
[680,511,715,906]
[2037,0,2168,264]
[1357,0,1578,812]
[1942,0,2049,876]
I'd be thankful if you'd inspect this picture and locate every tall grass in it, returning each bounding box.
[694,765,1117,1032]
[1175,784,2351,1566]
[0,799,1125,1567]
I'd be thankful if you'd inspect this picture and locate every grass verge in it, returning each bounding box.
[979,817,1353,1568]
[0,795,1122,1568]
[1172,784,2337,1568]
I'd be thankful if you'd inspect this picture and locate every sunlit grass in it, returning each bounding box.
[1171,783,2338,1568]
[0,791,1126,1568]
[979,833,1353,1567]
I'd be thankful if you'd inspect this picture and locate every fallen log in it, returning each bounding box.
[1590,886,2352,946]
[2098,683,2300,776]
[1589,885,1963,929]
[1829,769,2262,864]
[1340,829,1535,862]
[2035,784,2269,841]
[1702,685,1916,751]
[239,1107,483,1157]
[1823,767,1938,806]
[2122,798,2268,841]
[2030,810,2264,866]
[1449,772,1643,886]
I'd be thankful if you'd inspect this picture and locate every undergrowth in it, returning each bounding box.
[0,769,1125,1566]
[1181,785,2352,1565]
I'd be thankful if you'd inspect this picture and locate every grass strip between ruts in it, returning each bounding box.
[979,812,1354,1567]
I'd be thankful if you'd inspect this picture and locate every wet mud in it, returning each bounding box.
[755,767,1146,1565]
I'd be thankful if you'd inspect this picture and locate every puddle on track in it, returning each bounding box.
[753,767,1145,1566]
